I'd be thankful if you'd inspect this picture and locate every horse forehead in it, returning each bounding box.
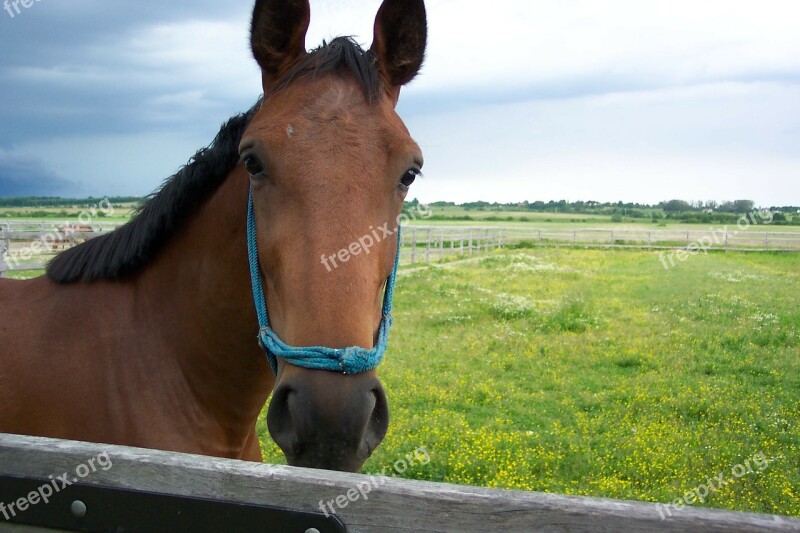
[303,82,388,133]
[278,78,407,142]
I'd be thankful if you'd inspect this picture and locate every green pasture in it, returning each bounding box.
[255,248,799,516]
[0,204,137,222]
[5,247,797,516]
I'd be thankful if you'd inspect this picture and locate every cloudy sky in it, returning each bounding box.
[0,0,798,206]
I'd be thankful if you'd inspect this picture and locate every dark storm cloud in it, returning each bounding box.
[0,152,82,196]
[0,0,797,203]
[0,0,254,144]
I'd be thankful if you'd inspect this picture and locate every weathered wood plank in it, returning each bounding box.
[0,434,798,532]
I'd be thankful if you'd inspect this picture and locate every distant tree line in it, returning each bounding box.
[416,198,800,225]
[3,197,798,225]
[424,199,797,212]
[0,196,141,208]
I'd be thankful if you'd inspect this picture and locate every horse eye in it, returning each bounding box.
[400,168,420,190]
[243,155,265,178]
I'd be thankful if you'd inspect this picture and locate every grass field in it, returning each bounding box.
[0,203,137,223]
[254,248,799,516]
[5,247,798,516]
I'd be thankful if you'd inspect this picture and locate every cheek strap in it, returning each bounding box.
[247,186,400,375]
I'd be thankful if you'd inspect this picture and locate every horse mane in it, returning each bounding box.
[274,37,383,103]
[47,37,382,284]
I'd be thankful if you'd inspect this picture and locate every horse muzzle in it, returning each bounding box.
[266,366,389,472]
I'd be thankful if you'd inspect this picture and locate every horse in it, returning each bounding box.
[44,224,95,251]
[0,0,427,473]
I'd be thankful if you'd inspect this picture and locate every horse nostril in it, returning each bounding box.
[366,386,389,452]
[266,384,296,456]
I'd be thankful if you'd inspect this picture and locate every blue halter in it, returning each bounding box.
[247,186,400,375]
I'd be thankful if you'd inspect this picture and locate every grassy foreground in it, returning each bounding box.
[6,248,796,514]
[258,248,799,516]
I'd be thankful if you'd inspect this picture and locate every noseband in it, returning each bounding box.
[247,186,400,375]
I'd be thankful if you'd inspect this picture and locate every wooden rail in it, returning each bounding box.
[399,226,506,264]
[395,225,800,267]
[0,222,121,278]
[497,227,800,252]
[0,434,798,532]
[3,222,800,277]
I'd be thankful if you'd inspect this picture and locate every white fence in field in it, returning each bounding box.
[398,227,507,264]
[397,225,800,265]
[498,227,800,251]
[3,222,799,277]
[0,222,122,277]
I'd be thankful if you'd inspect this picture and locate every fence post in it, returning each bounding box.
[765,233,769,251]
[725,231,729,250]
[398,227,404,264]
[0,239,8,279]
[0,223,10,278]
[425,228,431,262]
[410,228,417,264]
[440,229,445,259]
[537,229,542,245]
[469,229,474,256]
[648,231,652,250]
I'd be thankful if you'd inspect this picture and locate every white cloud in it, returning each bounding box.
[414,0,800,92]
[2,0,798,204]
[121,18,258,101]
[407,81,800,205]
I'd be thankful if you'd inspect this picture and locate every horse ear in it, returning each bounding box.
[250,0,310,81]
[370,0,427,91]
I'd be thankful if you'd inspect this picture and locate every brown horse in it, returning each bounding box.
[0,0,426,473]
[46,224,94,251]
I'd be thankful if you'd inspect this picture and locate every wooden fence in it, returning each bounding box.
[0,224,509,276]
[394,225,800,266]
[398,226,506,264]
[0,222,121,277]
[0,434,798,532]
[497,227,800,252]
[3,222,800,277]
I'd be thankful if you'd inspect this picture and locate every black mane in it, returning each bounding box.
[47,37,381,284]
[274,37,382,102]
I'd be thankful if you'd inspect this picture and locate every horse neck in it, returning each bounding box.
[136,167,273,438]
